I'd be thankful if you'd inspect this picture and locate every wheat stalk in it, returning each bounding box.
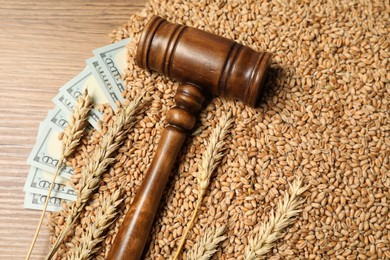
[67,189,122,260]
[244,178,308,260]
[46,91,146,260]
[186,226,227,260]
[173,111,234,260]
[61,91,93,158]
[25,89,92,260]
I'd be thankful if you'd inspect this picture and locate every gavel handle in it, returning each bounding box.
[107,127,186,260]
[107,84,204,260]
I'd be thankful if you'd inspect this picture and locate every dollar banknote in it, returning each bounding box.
[24,192,68,212]
[37,121,45,137]
[53,85,101,130]
[24,167,76,201]
[51,95,94,132]
[52,92,75,114]
[86,57,124,110]
[93,38,131,94]
[25,39,133,211]
[59,68,113,127]
[46,107,69,131]
[27,122,73,179]
[56,68,109,129]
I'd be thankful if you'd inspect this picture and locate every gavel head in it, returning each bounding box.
[136,16,272,107]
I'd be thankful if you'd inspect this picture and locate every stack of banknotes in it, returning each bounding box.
[24,38,131,211]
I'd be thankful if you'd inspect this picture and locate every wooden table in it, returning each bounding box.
[0,1,145,258]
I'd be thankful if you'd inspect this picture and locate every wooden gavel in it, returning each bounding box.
[107,16,271,260]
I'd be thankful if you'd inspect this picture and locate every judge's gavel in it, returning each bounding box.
[107,16,271,260]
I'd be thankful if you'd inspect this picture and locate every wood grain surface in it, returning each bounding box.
[0,1,145,258]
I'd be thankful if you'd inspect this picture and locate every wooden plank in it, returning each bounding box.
[0,0,145,258]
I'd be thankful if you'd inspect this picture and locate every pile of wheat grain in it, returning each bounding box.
[49,0,389,259]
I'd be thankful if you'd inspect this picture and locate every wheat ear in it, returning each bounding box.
[25,89,92,260]
[244,178,308,260]
[173,111,234,260]
[68,189,122,260]
[46,91,146,260]
[186,226,227,260]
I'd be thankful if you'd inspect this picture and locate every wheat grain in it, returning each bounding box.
[68,189,122,260]
[46,91,146,259]
[26,89,92,260]
[186,226,227,260]
[244,179,308,260]
[173,111,234,260]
